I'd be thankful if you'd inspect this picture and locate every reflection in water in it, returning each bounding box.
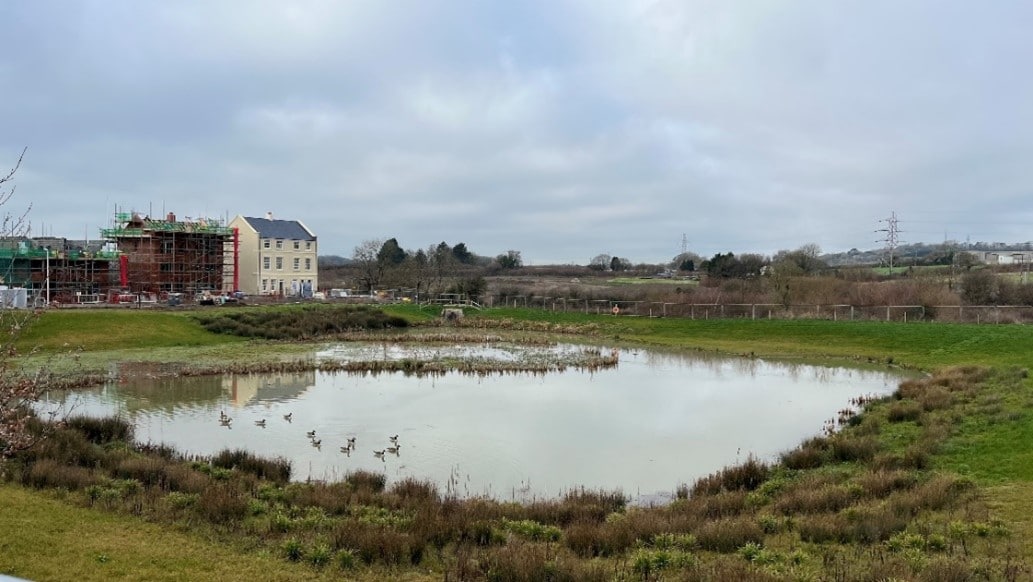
[49,345,904,504]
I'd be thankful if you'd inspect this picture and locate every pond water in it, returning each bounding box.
[45,344,905,504]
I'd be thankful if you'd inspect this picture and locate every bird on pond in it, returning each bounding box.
[373,450,386,458]
[386,445,400,455]
[389,434,399,444]
[311,439,322,447]
[346,436,356,447]
[283,413,293,422]
[306,430,317,439]
[255,419,267,428]
[339,446,351,455]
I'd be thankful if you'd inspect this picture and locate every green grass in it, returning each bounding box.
[16,309,244,354]
[22,305,1033,372]
[0,484,382,582]
[430,306,1033,370]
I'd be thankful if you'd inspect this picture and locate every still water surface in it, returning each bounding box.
[49,344,904,503]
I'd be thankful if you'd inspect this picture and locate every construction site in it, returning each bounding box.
[100,212,238,301]
[0,212,239,306]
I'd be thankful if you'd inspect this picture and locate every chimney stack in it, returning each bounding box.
[265,211,274,220]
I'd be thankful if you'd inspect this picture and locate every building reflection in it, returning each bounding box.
[225,371,315,406]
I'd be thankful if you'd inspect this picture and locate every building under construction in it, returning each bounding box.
[0,237,118,305]
[101,212,238,297]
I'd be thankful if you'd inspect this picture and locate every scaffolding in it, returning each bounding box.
[0,239,118,304]
[101,212,236,297]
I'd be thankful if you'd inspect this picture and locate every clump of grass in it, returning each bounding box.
[472,540,609,582]
[693,516,765,552]
[21,459,99,490]
[388,477,439,505]
[887,400,923,423]
[691,455,770,496]
[853,469,919,498]
[780,437,829,470]
[772,483,856,515]
[196,483,250,523]
[344,469,387,493]
[330,520,422,566]
[64,415,134,444]
[210,448,291,483]
[829,434,879,463]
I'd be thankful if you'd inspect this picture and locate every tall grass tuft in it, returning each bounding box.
[210,448,291,483]
[65,415,135,444]
[781,437,828,470]
[344,469,387,493]
[693,516,765,552]
[22,459,99,490]
[691,455,770,496]
[196,483,250,523]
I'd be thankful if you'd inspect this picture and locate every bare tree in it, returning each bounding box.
[1,148,57,462]
[352,238,385,295]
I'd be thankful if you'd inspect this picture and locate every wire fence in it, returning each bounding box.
[485,295,1033,324]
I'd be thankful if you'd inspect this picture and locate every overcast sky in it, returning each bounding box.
[3,1,1032,264]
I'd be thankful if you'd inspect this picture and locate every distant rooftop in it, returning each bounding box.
[242,216,315,241]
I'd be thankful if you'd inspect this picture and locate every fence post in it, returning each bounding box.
[886,306,891,321]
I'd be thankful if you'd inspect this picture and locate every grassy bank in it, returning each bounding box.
[5,304,1033,579]
[20,304,1033,371]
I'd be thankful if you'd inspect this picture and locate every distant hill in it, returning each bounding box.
[822,241,1033,267]
[318,255,353,267]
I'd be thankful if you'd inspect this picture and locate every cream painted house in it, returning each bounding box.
[229,213,318,297]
